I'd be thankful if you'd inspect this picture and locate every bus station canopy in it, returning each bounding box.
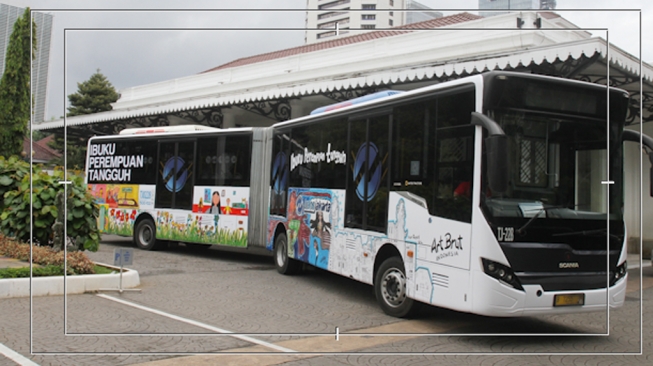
[35,11,653,138]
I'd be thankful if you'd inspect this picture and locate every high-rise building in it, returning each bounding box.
[540,0,557,10]
[479,0,556,17]
[0,3,53,124]
[404,0,443,25]
[305,0,442,44]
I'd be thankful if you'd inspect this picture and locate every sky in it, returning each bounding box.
[1,0,651,122]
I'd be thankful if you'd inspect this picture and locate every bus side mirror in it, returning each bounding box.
[486,135,508,194]
[471,112,508,194]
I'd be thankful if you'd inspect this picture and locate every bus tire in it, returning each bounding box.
[374,256,417,318]
[274,233,301,275]
[134,218,158,251]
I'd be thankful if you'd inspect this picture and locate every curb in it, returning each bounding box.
[0,262,140,298]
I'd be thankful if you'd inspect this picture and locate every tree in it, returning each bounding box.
[49,69,119,169]
[0,8,36,157]
[67,69,119,116]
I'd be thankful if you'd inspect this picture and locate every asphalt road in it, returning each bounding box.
[0,235,651,366]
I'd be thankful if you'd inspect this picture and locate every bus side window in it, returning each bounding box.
[224,135,251,186]
[289,126,310,188]
[392,101,434,203]
[196,135,251,187]
[288,120,347,190]
[270,131,289,217]
[431,90,475,223]
[391,89,475,223]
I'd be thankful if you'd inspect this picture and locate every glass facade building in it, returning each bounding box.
[0,4,53,123]
[479,0,556,17]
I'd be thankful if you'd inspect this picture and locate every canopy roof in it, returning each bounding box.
[36,11,652,134]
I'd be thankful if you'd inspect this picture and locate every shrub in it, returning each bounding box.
[0,156,99,252]
[0,156,30,199]
[0,235,96,274]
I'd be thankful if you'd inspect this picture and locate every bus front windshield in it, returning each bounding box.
[482,111,624,225]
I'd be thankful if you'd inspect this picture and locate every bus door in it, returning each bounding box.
[390,91,475,271]
[156,140,196,210]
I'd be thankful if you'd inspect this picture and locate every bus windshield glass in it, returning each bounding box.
[482,110,624,223]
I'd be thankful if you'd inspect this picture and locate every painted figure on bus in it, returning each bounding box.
[209,191,221,215]
[106,186,119,207]
[310,210,332,250]
[287,191,311,261]
[296,222,311,261]
[311,238,320,266]
[309,235,329,268]
[224,198,232,215]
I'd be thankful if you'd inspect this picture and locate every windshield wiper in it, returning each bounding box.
[516,209,544,235]
[515,204,575,235]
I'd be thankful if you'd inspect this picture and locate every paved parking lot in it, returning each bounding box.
[0,235,651,366]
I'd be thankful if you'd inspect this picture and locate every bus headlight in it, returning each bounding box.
[481,258,524,291]
[610,261,627,286]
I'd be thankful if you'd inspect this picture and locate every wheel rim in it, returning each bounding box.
[380,267,407,308]
[139,225,152,245]
[276,239,286,267]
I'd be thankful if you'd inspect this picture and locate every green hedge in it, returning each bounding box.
[0,265,65,278]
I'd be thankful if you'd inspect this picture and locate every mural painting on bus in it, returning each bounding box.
[387,192,472,304]
[138,185,155,209]
[88,183,140,236]
[330,229,377,284]
[152,187,248,247]
[328,198,408,284]
[266,216,288,255]
[285,188,342,270]
[388,193,470,268]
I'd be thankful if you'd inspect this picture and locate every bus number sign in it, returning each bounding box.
[497,227,514,242]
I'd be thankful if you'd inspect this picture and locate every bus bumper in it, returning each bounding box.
[470,270,627,317]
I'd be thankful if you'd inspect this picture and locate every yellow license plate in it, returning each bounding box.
[554,294,585,307]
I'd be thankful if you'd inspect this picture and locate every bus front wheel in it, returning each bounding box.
[134,218,158,251]
[274,233,301,275]
[374,256,417,318]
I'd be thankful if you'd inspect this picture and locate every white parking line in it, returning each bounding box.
[96,294,296,353]
[0,343,39,366]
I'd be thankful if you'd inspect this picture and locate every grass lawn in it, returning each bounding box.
[0,264,114,279]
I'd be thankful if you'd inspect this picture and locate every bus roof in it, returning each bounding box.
[273,71,629,130]
[273,73,485,129]
[119,125,221,135]
[88,126,255,143]
[309,90,405,115]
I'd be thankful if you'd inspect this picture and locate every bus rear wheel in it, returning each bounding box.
[274,233,301,275]
[374,256,417,318]
[134,218,159,251]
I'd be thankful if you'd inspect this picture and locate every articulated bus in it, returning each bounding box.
[86,71,653,317]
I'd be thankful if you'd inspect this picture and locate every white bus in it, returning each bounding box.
[86,71,653,318]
